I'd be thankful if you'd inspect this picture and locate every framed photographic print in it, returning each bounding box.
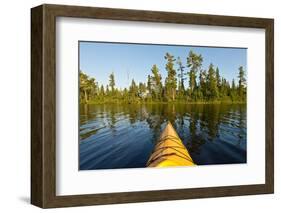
[31,4,274,208]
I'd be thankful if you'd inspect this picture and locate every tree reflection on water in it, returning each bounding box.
[79,103,246,169]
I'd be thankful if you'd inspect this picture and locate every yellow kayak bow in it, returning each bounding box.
[147,121,196,167]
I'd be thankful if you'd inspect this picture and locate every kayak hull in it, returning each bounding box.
[147,122,196,167]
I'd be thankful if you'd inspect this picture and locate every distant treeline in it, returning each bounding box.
[80,50,246,104]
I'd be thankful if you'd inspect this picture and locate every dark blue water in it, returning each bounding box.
[79,103,246,170]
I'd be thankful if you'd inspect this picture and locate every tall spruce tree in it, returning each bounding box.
[164,53,177,101]
[238,66,246,100]
[147,75,152,95]
[100,85,105,96]
[199,70,207,99]
[151,64,162,100]
[187,50,203,99]
[207,63,219,100]
[216,67,221,95]
[129,79,138,99]
[109,72,115,95]
[105,85,109,96]
[176,57,186,98]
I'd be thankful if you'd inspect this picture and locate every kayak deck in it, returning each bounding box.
[146,121,196,167]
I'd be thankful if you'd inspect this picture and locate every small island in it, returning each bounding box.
[80,50,246,105]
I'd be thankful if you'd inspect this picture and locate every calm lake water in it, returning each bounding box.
[79,103,246,170]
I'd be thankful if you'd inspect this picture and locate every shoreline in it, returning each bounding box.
[80,100,246,105]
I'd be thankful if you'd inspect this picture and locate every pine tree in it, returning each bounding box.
[207,63,219,100]
[199,70,207,99]
[216,67,221,95]
[138,82,147,99]
[238,66,246,100]
[99,85,105,100]
[220,77,228,97]
[151,64,162,100]
[232,79,236,90]
[129,79,138,99]
[109,72,115,95]
[164,53,177,101]
[88,77,98,99]
[123,88,129,101]
[230,78,237,101]
[79,70,92,103]
[176,57,185,98]
[147,75,152,94]
[106,85,109,96]
[187,50,203,99]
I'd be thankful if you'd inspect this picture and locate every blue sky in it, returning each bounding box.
[79,41,247,89]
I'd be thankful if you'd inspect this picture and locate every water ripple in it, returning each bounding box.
[79,103,247,170]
